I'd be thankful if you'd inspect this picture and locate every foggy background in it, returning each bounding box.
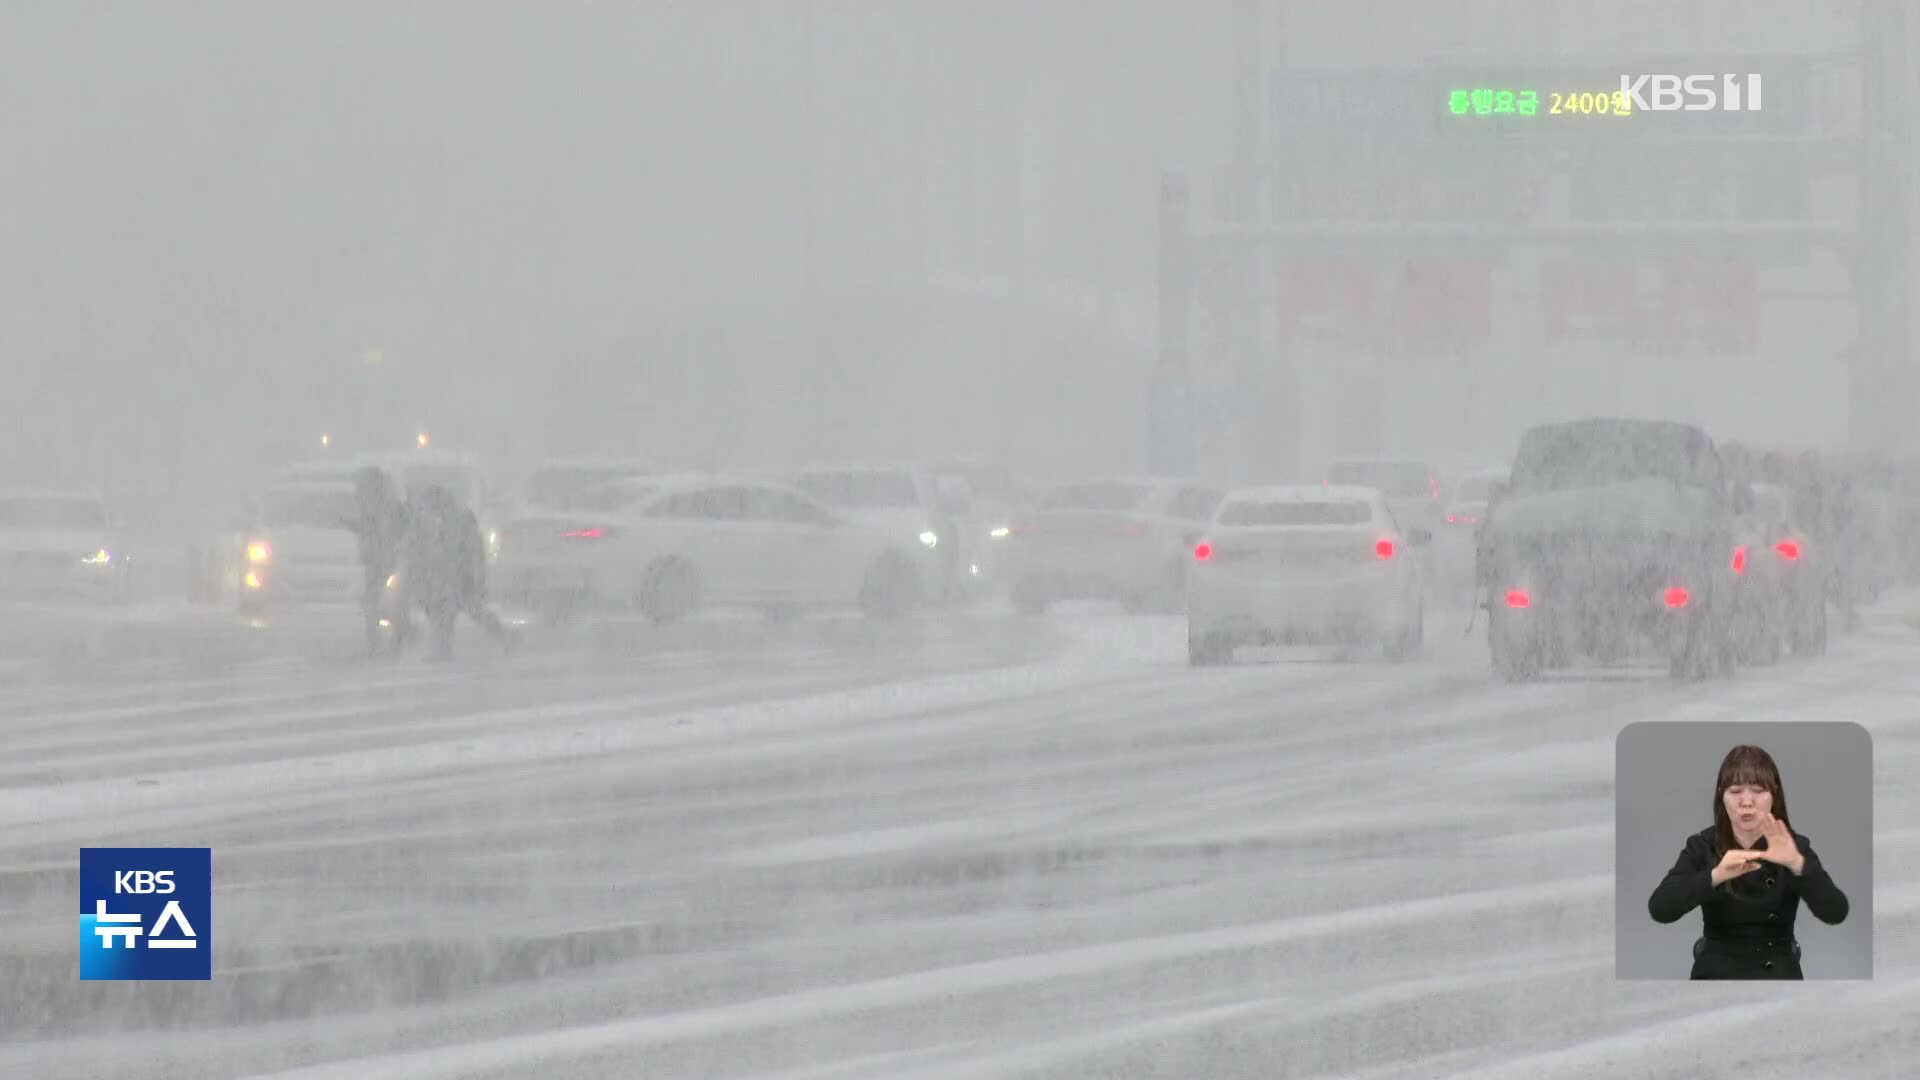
[0,1,1909,531]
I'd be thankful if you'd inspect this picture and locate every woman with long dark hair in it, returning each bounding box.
[1648,744,1850,979]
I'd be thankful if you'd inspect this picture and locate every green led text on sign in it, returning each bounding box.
[1448,88,1637,117]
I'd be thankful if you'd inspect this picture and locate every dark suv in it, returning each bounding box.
[1477,419,1741,681]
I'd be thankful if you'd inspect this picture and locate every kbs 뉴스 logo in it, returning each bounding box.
[79,847,212,981]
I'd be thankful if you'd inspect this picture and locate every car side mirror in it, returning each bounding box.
[1407,527,1433,546]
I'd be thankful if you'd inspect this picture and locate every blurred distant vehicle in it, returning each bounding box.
[238,481,400,618]
[517,458,658,513]
[923,458,1025,592]
[1438,468,1507,599]
[1187,485,1428,665]
[1444,469,1505,529]
[999,477,1224,615]
[771,465,974,604]
[0,490,132,603]
[1477,418,1739,681]
[1324,458,1447,534]
[495,473,938,622]
[1728,481,1827,662]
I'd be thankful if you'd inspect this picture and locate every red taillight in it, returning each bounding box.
[1774,539,1800,561]
[1447,513,1455,523]
[1121,521,1147,538]
[1375,538,1395,560]
[1430,476,1440,499]
[561,527,605,539]
[1664,586,1690,608]
[1505,589,1530,609]
[1193,542,1212,561]
[1731,546,1747,575]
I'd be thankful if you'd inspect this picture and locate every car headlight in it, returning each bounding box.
[989,526,1010,539]
[81,548,112,566]
[918,530,939,548]
[247,541,272,564]
[385,574,398,590]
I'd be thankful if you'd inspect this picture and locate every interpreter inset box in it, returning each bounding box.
[1615,721,1871,980]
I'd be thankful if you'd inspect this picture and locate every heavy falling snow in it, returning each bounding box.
[4,2,1920,1079]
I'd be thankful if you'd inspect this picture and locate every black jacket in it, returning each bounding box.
[1648,826,1849,979]
[349,496,409,574]
[404,493,485,608]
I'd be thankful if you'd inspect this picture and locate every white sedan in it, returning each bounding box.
[0,489,131,603]
[1186,485,1430,665]
[493,474,935,622]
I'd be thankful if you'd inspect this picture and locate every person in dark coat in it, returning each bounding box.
[399,485,510,661]
[1648,744,1850,979]
[346,466,411,655]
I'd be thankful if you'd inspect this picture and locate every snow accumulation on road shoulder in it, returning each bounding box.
[233,874,1610,1080]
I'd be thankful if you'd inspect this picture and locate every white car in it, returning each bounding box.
[999,477,1225,614]
[1186,485,1430,665]
[772,465,973,604]
[0,490,131,603]
[494,474,935,622]
[238,482,377,612]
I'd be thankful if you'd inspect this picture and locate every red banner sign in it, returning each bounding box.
[1274,258,1375,338]
[1543,258,1639,341]
[1644,256,1758,352]
[1395,258,1492,345]
[1543,257,1756,351]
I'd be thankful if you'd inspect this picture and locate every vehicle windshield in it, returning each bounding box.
[526,468,650,510]
[1509,424,1722,494]
[262,489,357,530]
[1219,500,1371,526]
[0,497,108,531]
[794,471,920,508]
[1325,462,1433,498]
[1040,483,1149,511]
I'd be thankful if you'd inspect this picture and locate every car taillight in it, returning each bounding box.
[1774,539,1800,561]
[1664,586,1690,608]
[1505,588,1530,609]
[561,527,607,539]
[1731,546,1747,575]
[1375,538,1394,559]
[1120,521,1146,538]
[1193,542,1212,561]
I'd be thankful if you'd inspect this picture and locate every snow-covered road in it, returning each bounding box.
[3,601,1917,1078]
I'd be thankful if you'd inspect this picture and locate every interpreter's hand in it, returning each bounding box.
[1755,813,1805,873]
[1711,847,1767,887]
